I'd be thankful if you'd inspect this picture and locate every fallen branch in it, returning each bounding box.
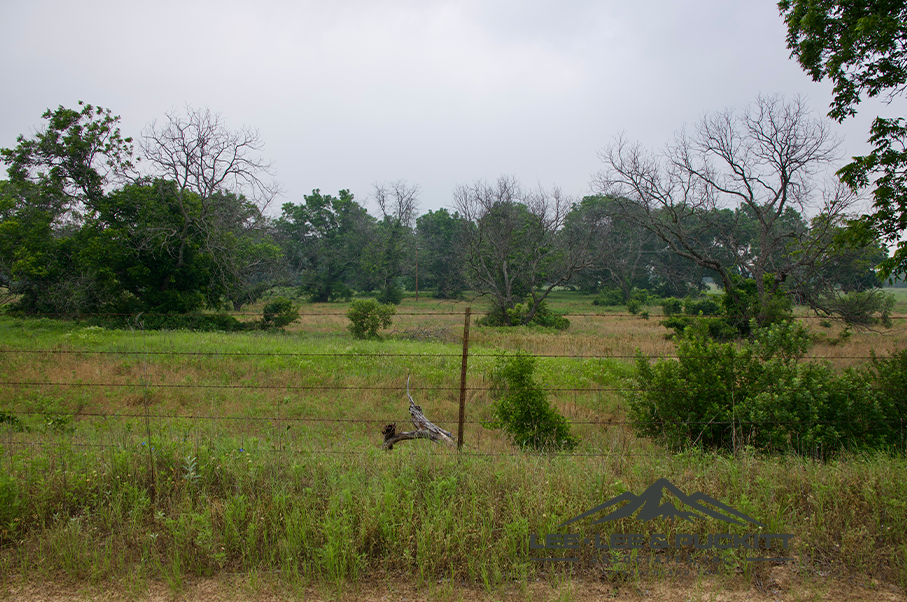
[382,377,454,450]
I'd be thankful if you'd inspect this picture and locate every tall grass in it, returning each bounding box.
[1,293,906,589]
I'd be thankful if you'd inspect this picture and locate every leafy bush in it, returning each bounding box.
[628,321,902,456]
[683,297,721,316]
[661,298,683,316]
[347,299,395,339]
[477,299,569,330]
[830,291,894,328]
[507,300,570,330]
[660,315,739,341]
[486,351,578,452]
[260,297,299,329]
[626,299,642,315]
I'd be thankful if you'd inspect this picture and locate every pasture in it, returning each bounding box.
[1,291,906,600]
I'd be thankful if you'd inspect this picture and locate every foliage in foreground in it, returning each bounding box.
[628,321,907,455]
[1,443,907,587]
[485,351,578,451]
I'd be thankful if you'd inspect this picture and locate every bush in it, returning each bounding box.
[486,351,578,452]
[662,298,683,316]
[626,299,642,315]
[660,315,739,341]
[477,299,569,330]
[507,300,570,330]
[260,297,300,330]
[347,299,395,339]
[627,321,902,456]
[683,296,721,316]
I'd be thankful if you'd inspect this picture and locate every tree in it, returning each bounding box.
[276,189,374,301]
[365,181,419,303]
[415,208,467,299]
[0,103,137,313]
[1,102,136,218]
[564,195,704,299]
[779,0,907,278]
[596,95,862,328]
[140,107,280,308]
[454,176,593,326]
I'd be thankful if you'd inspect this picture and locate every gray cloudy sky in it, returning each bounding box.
[2,0,905,216]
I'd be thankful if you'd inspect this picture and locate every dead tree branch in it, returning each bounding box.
[382,377,454,450]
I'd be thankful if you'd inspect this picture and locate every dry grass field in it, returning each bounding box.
[1,290,906,600]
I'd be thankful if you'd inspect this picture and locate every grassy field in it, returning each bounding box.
[1,291,906,597]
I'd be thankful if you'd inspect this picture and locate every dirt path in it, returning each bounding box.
[2,570,904,602]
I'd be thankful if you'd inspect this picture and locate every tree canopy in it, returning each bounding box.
[780,0,907,278]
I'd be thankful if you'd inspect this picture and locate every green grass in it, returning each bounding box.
[1,295,907,592]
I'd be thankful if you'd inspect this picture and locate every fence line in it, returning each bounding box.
[4,409,905,428]
[1,307,905,462]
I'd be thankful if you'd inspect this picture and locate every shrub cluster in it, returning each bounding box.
[485,351,578,451]
[627,321,907,456]
[477,299,569,330]
[260,297,300,329]
[84,297,301,332]
[346,299,395,339]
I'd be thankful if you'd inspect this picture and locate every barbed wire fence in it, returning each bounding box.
[0,307,905,464]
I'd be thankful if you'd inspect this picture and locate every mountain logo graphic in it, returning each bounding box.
[558,478,765,528]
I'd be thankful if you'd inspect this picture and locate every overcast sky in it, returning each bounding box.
[2,0,905,217]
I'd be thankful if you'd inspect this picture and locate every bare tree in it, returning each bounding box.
[454,176,593,325]
[595,94,861,326]
[367,181,420,298]
[140,107,281,306]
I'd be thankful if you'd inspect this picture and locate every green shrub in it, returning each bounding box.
[507,300,570,330]
[477,299,569,330]
[626,299,642,315]
[260,297,299,330]
[662,298,683,316]
[660,315,739,341]
[683,296,721,316]
[486,352,578,452]
[346,299,395,339]
[628,321,900,456]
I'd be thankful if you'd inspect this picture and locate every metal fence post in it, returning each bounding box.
[457,307,471,450]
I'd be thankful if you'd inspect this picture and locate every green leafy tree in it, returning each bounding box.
[277,189,374,302]
[629,320,902,455]
[779,0,907,278]
[141,107,280,307]
[415,208,467,299]
[0,101,136,217]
